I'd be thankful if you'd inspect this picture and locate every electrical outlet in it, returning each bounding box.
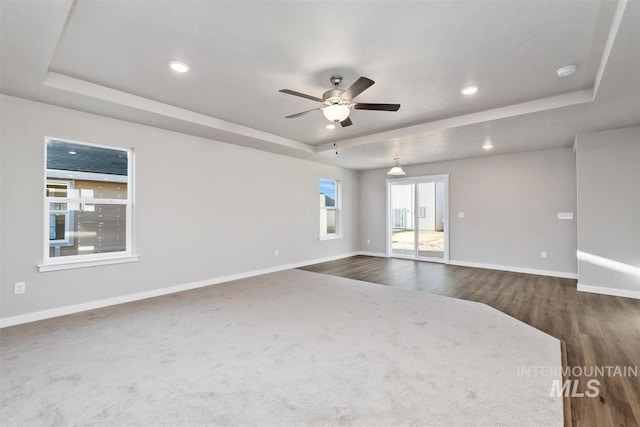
[458,212,465,218]
[541,251,548,259]
[14,282,26,294]
[274,249,279,256]
[367,239,371,244]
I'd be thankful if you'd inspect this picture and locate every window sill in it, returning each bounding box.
[38,255,140,272]
[318,234,344,241]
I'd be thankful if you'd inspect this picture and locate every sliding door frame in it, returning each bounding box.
[386,174,450,263]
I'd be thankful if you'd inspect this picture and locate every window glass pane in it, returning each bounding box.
[319,179,336,207]
[49,213,67,241]
[47,140,127,175]
[46,140,128,199]
[319,179,339,236]
[324,209,336,234]
[48,203,127,258]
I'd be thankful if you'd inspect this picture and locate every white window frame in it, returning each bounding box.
[38,137,138,272]
[319,178,343,240]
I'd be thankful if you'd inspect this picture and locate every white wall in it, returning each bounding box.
[360,148,577,276]
[575,126,640,298]
[0,95,359,320]
[7,94,632,322]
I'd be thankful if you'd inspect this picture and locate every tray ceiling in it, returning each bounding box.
[1,0,638,169]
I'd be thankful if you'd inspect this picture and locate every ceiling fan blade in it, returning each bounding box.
[340,117,353,127]
[342,77,375,100]
[285,108,320,119]
[279,89,323,103]
[353,103,401,111]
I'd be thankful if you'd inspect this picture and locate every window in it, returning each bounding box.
[319,179,341,239]
[39,138,136,271]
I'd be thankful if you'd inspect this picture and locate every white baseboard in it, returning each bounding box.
[448,260,578,279]
[577,283,640,300]
[0,252,359,328]
[357,251,389,258]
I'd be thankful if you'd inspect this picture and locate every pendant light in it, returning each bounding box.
[387,158,406,176]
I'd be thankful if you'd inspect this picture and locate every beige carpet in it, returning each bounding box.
[0,269,563,426]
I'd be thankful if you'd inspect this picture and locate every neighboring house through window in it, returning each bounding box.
[40,138,136,271]
[319,178,341,239]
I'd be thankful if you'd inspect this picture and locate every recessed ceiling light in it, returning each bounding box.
[169,61,190,73]
[68,150,77,155]
[326,123,336,130]
[556,65,576,77]
[482,140,493,150]
[461,85,479,95]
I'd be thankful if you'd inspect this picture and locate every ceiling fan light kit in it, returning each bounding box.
[387,158,406,176]
[280,75,400,127]
[323,104,351,122]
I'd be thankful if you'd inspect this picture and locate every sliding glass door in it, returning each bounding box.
[388,175,448,262]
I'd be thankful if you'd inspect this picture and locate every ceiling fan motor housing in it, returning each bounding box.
[323,89,350,106]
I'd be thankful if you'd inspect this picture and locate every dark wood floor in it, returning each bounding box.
[300,256,640,427]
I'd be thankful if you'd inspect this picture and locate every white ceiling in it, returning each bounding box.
[1,0,639,170]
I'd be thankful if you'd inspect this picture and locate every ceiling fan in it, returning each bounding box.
[279,75,400,127]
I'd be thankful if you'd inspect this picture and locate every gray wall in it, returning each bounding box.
[575,126,640,295]
[359,148,577,275]
[0,95,359,319]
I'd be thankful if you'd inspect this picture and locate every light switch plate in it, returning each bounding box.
[458,212,465,218]
[558,212,573,220]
